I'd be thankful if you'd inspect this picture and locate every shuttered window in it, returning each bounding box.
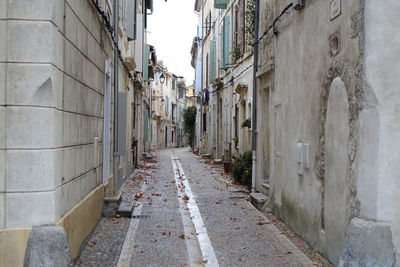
[233,6,238,49]
[143,44,149,81]
[126,0,137,40]
[209,40,216,85]
[214,0,229,9]
[223,16,230,69]
[239,0,245,56]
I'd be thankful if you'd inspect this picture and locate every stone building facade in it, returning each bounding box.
[151,62,191,150]
[0,0,153,265]
[193,0,254,160]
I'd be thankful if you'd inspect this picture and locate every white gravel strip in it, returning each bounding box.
[172,154,220,267]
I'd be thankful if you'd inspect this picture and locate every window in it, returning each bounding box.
[126,0,137,40]
[223,16,230,69]
[233,1,245,57]
[239,0,245,56]
[172,78,176,90]
[248,102,252,119]
[234,104,239,140]
[165,96,169,114]
[204,11,212,38]
[206,53,209,87]
[203,112,207,132]
[209,40,216,85]
[155,70,159,84]
[172,104,176,121]
[179,88,184,99]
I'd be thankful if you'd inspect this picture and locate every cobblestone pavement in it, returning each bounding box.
[76,148,332,267]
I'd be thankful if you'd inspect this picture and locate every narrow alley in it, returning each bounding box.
[2,0,400,266]
[76,148,325,266]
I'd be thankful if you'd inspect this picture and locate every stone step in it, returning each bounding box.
[213,159,223,164]
[250,192,269,211]
[103,191,122,218]
[142,153,153,159]
[117,202,135,218]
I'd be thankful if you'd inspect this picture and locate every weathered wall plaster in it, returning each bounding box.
[267,0,364,264]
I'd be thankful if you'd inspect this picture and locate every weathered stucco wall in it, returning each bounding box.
[362,0,400,263]
[267,0,364,264]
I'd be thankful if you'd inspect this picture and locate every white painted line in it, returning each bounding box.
[117,182,147,267]
[171,154,219,267]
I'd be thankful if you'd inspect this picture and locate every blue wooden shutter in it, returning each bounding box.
[210,40,216,85]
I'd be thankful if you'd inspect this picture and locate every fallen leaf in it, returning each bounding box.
[135,192,144,200]
[200,259,208,264]
[178,234,185,239]
[87,241,96,247]
[215,201,222,204]
[276,254,285,258]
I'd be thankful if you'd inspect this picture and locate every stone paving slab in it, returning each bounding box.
[177,148,312,267]
[76,148,318,267]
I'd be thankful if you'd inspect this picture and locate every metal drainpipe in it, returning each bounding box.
[251,0,260,193]
[199,0,204,154]
[113,0,119,193]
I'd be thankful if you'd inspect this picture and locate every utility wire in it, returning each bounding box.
[253,3,293,46]
[90,0,140,88]
[210,2,293,95]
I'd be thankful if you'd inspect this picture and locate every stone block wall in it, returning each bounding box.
[0,0,112,228]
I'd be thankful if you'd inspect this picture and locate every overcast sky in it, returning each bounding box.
[147,0,199,85]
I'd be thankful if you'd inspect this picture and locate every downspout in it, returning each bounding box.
[113,0,119,192]
[251,0,259,193]
[199,0,204,154]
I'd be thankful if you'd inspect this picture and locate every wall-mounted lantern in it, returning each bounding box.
[160,73,165,85]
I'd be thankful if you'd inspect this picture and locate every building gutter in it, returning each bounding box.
[113,0,119,192]
[251,0,260,193]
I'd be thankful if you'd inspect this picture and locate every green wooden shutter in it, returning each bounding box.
[223,16,230,69]
[210,40,216,85]
[143,44,149,81]
[214,0,229,9]
[144,109,149,142]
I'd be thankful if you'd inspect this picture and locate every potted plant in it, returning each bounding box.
[241,119,251,129]
[215,77,223,90]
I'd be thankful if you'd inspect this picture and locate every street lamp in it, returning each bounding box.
[160,73,165,85]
